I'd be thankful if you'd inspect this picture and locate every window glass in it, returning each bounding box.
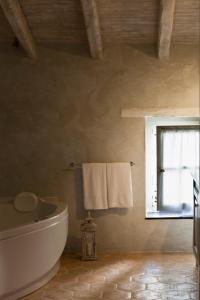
[158,128,199,215]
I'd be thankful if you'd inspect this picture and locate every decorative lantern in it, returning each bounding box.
[81,216,97,261]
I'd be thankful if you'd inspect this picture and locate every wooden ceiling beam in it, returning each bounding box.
[158,0,176,60]
[0,0,37,58]
[80,0,103,59]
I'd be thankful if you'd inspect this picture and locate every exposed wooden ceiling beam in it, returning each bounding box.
[0,0,37,58]
[80,0,103,59]
[158,0,176,60]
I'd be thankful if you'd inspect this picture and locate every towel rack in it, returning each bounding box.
[64,161,135,170]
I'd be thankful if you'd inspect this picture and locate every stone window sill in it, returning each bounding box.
[145,211,193,220]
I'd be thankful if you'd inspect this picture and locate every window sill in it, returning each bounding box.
[145,211,193,220]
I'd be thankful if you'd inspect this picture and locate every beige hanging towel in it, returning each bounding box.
[107,162,133,208]
[82,163,108,210]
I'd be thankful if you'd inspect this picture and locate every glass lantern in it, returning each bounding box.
[81,217,97,261]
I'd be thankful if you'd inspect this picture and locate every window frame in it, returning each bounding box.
[156,125,199,214]
[145,117,200,219]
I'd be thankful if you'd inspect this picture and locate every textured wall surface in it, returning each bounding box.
[0,44,199,253]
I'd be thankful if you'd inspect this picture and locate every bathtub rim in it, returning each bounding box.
[0,204,68,241]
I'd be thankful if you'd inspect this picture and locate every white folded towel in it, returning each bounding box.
[82,163,108,210]
[107,162,133,208]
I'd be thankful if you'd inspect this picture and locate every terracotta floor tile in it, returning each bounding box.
[132,289,160,300]
[21,253,198,300]
[117,281,145,292]
[102,288,131,299]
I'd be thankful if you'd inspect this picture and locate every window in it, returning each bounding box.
[157,126,199,216]
[146,117,199,219]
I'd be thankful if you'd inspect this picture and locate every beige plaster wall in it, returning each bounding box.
[0,44,199,253]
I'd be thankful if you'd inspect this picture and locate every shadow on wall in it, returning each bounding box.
[143,219,193,252]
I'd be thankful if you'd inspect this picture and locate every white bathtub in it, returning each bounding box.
[0,198,68,300]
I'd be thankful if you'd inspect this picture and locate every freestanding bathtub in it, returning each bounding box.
[0,197,68,300]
